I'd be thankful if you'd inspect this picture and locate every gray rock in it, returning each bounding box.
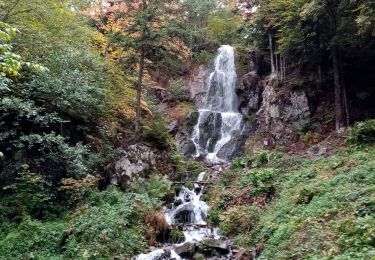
[255,79,310,145]
[200,238,229,251]
[174,242,196,255]
[112,144,156,189]
[237,71,263,115]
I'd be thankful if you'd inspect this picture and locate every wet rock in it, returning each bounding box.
[181,140,197,156]
[194,186,202,194]
[200,238,229,251]
[174,242,196,256]
[112,144,156,190]
[174,199,183,207]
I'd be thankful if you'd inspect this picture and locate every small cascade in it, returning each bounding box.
[135,172,231,260]
[191,45,243,164]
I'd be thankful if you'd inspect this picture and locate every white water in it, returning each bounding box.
[135,172,227,260]
[192,45,243,163]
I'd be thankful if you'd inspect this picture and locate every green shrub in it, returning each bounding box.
[208,208,221,226]
[0,218,66,259]
[63,187,158,259]
[230,157,247,170]
[129,176,171,201]
[241,168,276,196]
[169,229,185,244]
[169,79,190,102]
[142,119,173,150]
[348,119,375,146]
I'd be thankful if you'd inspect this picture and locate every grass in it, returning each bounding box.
[208,146,375,259]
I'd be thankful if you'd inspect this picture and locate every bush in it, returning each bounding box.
[241,168,276,196]
[142,119,173,150]
[0,218,66,259]
[169,79,190,102]
[348,119,375,146]
[63,187,159,259]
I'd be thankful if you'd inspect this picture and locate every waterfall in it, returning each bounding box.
[136,172,230,260]
[191,45,243,163]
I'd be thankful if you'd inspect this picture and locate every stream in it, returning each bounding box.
[136,172,232,260]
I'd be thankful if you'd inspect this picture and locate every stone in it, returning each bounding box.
[168,120,179,134]
[112,144,156,190]
[200,238,229,251]
[174,242,196,255]
[237,71,263,115]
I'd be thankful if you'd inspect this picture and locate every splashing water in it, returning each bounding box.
[135,172,230,260]
[192,45,243,163]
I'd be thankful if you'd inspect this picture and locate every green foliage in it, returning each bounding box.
[347,119,375,146]
[208,208,221,226]
[63,187,157,259]
[211,146,375,259]
[142,118,173,150]
[169,79,190,102]
[169,229,185,244]
[129,176,171,201]
[220,205,260,236]
[0,218,67,259]
[207,11,242,45]
[241,168,276,195]
[0,186,161,259]
[230,157,247,170]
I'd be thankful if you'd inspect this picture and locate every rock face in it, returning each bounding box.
[112,144,156,189]
[256,77,311,145]
[237,71,263,115]
[186,65,209,109]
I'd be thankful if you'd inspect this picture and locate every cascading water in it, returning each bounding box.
[135,46,240,260]
[136,172,230,260]
[191,45,243,164]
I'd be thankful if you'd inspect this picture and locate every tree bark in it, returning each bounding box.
[268,33,275,74]
[135,48,145,137]
[332,47,346,132]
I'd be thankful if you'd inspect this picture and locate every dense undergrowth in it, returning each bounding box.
[208,122,375,259]
[0,182,172,259]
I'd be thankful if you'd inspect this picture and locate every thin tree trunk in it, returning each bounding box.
[135,48,145,137]
[268,33,275,74]
[332,47,346,132]
[104,38,111,59]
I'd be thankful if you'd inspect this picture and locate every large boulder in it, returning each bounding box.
[112,144,156,189]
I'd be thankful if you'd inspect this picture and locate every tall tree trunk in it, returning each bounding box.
[332,47,346,132]
[268,33,275,74]
[135,49,145,137]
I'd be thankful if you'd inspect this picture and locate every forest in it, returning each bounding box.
[0,0,374,259]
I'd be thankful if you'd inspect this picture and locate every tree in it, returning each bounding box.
[89,0,190,136]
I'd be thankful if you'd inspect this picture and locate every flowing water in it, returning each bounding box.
[136,46,241,259]
[136,172,231,260]
[192,45,243,164]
